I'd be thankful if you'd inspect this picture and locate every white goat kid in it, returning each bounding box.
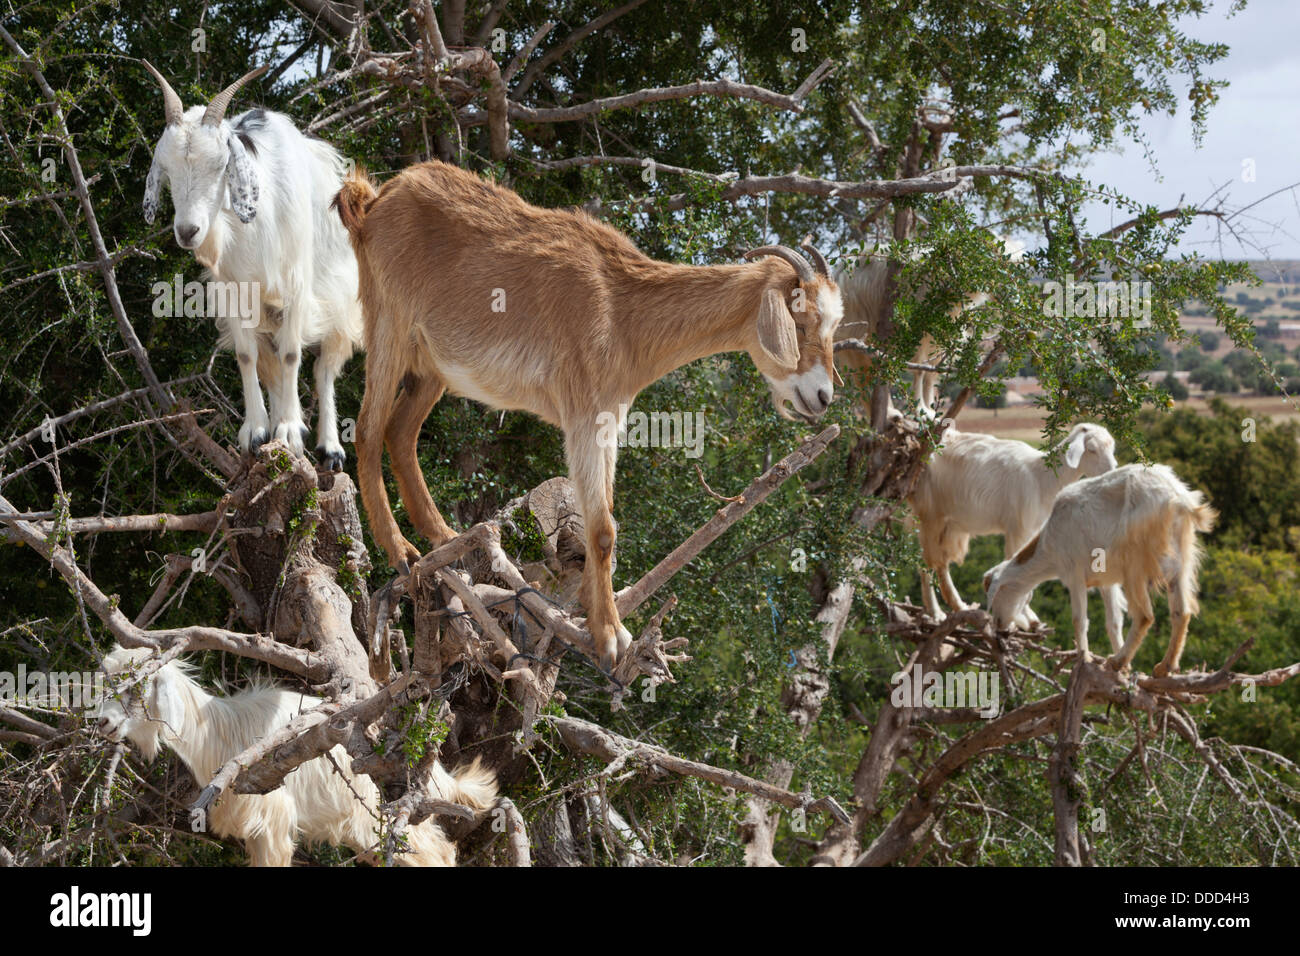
[983,464,1217,676]
[142,63,362,468]
[95,646,496,866]
[907,423,1118,627]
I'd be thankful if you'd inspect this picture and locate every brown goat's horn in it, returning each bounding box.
[743,244,815,283]
[142,60,184,127]
[800,235,832,278]
[202,65,269,127]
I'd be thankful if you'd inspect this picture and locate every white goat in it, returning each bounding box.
[834,238,1025,416]
[142,63,362,468]
[983,464,1217,675]
[907,423,1117,625]
[95,646,496,866]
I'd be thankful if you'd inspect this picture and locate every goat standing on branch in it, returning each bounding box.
[983,464,1217,676]
[141,62,363,469]
[95,646,497,866]
[909,423,1117,626]
[333,161,842,669]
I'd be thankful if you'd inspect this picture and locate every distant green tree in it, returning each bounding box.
[1132,400,1300,552]
[1189,360,1238,393]
[1161,372,1189,400]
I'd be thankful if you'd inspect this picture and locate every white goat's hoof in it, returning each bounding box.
[316,444,346,472]
[274,421,309,456]
[240,423,270,455]
[616,623,634,655]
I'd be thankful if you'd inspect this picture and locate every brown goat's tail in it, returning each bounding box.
[332,167,378,238]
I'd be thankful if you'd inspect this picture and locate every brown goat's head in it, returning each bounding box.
[743,241,843,422]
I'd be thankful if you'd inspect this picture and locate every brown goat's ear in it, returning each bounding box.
[756,288,800,369]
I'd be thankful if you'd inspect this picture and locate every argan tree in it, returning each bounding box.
[1,0,1296,867]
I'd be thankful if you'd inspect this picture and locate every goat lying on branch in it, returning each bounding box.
[334,161,842,668]
[983,464,1217,675]
[95,646,496,866]
[142,63,363,468]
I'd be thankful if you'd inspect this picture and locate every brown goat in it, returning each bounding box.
[334,160,842,669]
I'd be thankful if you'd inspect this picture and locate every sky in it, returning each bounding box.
[1076,0,1300,263]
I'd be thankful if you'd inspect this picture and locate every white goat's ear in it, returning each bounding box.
[226,134,258,224]
[1064,431,1087,469]
[756,288,800,369]
[143,158,164,224]
[150,669,185,742]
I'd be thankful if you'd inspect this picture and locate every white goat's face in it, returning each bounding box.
[94,647,182,762]
[1063,424,1118,477]
[141,63,266,250]
[744,246,844,423]
[983,560,1028,629]
[149,117,236,250]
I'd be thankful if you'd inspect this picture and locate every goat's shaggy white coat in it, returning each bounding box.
[907,423,1118,625]
[142,66,362,467]
[983,464,1217,675]
[95,646,495,866]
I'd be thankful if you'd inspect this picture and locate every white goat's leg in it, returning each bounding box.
[1003,536,1042,629]
[225,316,271,454]
[314,330,353,471]
[271,292,310,456]
[1109,581,1154,673]
[937,564,968,612]
[245,831,294,867]
[1102,584,1125,656]
[1155,582,1191,678]
[256,336,284,441]
[1068,581,1091,659]
[919,568,946,622]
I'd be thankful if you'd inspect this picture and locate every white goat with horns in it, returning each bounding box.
[95,645,497,866]
[142,62,362,468]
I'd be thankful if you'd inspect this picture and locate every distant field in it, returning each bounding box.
[959,394,1300,444]
[954,260,1300,443]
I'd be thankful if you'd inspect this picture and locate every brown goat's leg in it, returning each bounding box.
[567,426,626,671]
[356,351,421,572]
[385,373,457,546]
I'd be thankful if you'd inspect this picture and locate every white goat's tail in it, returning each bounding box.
[1189,492,1218,535]
[432,757,499,815]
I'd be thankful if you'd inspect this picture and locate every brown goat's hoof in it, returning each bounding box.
[1153,662,1173,679]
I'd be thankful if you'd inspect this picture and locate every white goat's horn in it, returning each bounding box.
[202,65,269,127]
[743,244,815,283]
[142,60,184,127]
[800,235,832,278]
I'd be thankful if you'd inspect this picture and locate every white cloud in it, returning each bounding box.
[1077,0,1300,259]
